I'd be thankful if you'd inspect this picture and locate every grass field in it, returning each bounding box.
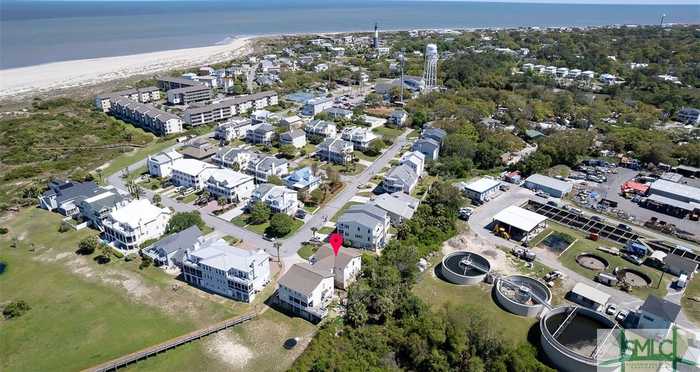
[318,226,335,234]
[681,276,700,326]
[547,223,672,299]
[100,138,177,177]
[124,310,317,372]
[0,208,245,371]
[0,207,307,371]
[413,266,537,344]
[353,151,379,162]
[372,126,403,138]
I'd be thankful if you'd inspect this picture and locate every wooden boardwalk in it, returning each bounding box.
[84,311,257,372]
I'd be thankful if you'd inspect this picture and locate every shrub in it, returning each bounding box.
[0,227,8,235]
[58,220,72,233]
[76,236,99,255]
[267,213,294,238]
[3,300,30,319]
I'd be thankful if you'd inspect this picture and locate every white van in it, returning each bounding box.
[677,274,688,289]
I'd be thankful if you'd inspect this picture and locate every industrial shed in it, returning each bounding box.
[492,206,547,242]
[649,179,700,204]
[524,174,573,198]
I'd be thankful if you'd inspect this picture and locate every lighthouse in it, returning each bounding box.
[373,23,379,49]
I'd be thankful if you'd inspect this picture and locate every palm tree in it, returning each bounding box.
[273,241,282,267]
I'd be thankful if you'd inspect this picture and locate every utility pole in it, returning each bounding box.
[273,241,282,267]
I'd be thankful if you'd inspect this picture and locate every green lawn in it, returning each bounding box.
[330,201,362,222]
[323,163,367,176]
[413,265,536,344]
[100,138,177,177]
[318,226,335,234]
[372,126,403,138]
[353,151,379,162]
[178,193,199,204]
[357,191,373,197]
[548,223,671,299]
[297,244,319,260]
[681,275,700,326]
[230,214,303,238]
[303,204,318,214]
[0,208,242,372]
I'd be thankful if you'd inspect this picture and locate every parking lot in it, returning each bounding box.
[572,167,700,236]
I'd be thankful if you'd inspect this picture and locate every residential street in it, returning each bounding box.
[106,129,411,270]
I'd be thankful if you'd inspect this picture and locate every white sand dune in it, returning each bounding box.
[0,37,253,99]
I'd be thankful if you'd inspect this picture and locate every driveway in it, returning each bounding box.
[107,129,412,270]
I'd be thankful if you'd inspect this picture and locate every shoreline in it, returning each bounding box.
[0,36,254,100]
[1,22,695,101]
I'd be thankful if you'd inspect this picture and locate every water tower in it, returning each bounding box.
[423,43,438,91]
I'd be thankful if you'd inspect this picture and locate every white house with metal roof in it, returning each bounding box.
[182,237,270,303]
[304,119,337,138]
[214,118,253,141]
[317,137,353,165]
[102,199,172,251]
[340,126,378,151]
[337,204,390,251]
[142,225,203,268]
[147,150,184,178]
[310,246,363,290]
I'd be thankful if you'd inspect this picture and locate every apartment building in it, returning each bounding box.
[205,168,255,203]
[110,98,184,135]
[157,76,204,91]
[166,85,212,105]
[249,184,298,215]
[182,237,270,303]
[214,118,253,141]
[147,150,184,178]
[317,137,353,165]
[336,204,390,251]
[183,91,278,126]
[102,199,172,251]
[95,86,161,112]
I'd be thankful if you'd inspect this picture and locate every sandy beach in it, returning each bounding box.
[0,37,253,99]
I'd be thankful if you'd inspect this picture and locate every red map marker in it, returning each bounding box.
[329,233,343,256]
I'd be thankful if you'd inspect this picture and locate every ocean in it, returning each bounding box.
[1,0,698,69]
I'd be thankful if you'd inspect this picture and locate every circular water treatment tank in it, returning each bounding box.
[576,253,609,271]
[494,275,552,317]
[440,251,491,285]
[540,306,617,372]
[617,268,652,287]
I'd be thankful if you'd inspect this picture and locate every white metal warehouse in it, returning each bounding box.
[492,206,547,241]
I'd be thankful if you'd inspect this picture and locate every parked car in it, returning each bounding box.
[621,253,645,266]
[606,304,618,316]
[536,191,549,198]
[547,200,559,207]
[591,215,603,222]
[458,207,474,220]
[616,310,629,322]
[263,235,276,242]
[618,223,632,231]
[295,209,307,219]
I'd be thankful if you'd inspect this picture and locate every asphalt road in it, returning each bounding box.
[107,128,411,268]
